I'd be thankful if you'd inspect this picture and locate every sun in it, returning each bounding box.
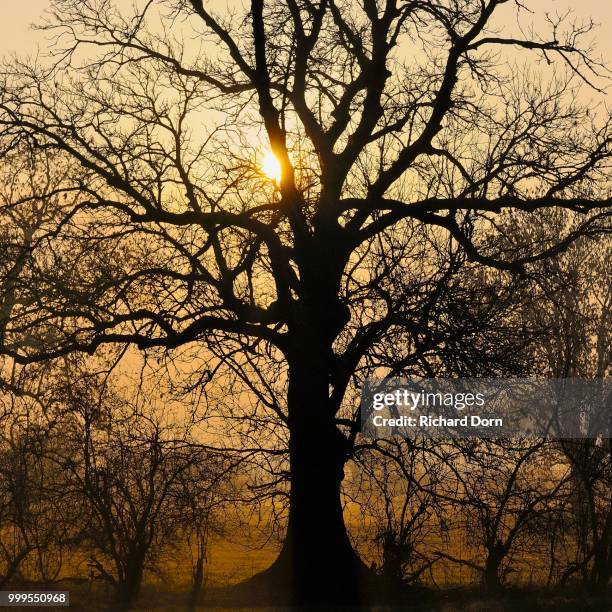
[261,150,282,184]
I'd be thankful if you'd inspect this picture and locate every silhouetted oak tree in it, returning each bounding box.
[0,0,610,604]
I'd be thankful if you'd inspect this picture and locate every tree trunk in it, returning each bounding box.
[0,546,33,589]
[589,544,611,594]
[237,362,371,606]
[116,555,144,609]
[235,253,378,605]
[482,543,506,593]
[282,403,361,603]
[190,554,205,607]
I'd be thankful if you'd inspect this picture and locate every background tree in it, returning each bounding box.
[176,460,232,606]
[348,436,450,588]
[0,144,82,589]
[0,0,610,605]
[45,369,229,608]
[0,419,70,587]
[524,225,611,591]
[440,438,569,592]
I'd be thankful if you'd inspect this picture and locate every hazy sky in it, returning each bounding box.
[2,0,611,58]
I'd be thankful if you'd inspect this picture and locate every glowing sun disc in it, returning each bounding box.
[261,150,282,183]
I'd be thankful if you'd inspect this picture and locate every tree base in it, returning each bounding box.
[202,551,430,609]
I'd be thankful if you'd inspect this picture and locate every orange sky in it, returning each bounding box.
[2,0,611,61]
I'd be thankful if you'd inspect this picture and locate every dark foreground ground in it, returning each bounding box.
[3,584,612,612]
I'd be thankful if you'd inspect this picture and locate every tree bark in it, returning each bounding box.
[235,249,376,605]
[589,544,611,594]
[237,361,371,605]
[190,555,205,608]
[482,543,506,593]
[116,553,145,609]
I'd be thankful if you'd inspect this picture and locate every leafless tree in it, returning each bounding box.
[0,0,610,604]
[0,145,83,588]
[525,226,611,591]
[43,371,229,608]
[348,436,450,588]
[175,460,231,606]
[0,419,70,587]
[438,438,569,592]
